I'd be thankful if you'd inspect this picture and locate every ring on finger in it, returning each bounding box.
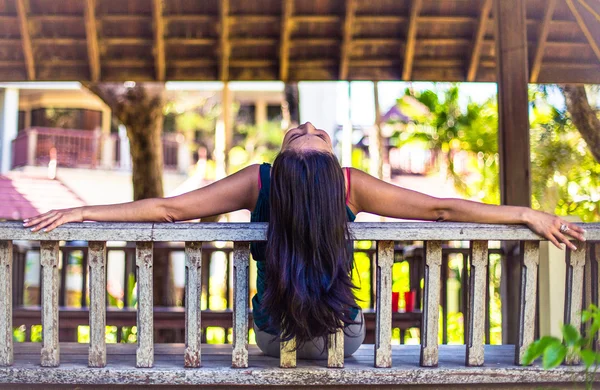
[559,223,570,233]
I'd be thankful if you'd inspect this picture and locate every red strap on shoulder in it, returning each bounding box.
[258,166,262,190]
[345,167,351,204]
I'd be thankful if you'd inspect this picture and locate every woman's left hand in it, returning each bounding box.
[523,209,586,250]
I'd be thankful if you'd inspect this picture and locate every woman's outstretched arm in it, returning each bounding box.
[23,164,261,232]
[347,168,586,250]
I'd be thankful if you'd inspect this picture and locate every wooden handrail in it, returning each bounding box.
[2,221,598,241]
[0,221,597,371]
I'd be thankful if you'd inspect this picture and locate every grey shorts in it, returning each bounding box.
[253,311,365,359]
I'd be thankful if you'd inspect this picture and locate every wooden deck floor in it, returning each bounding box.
[0,343,595,388]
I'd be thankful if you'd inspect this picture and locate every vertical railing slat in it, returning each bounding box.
[375,240,393,368]
[232,242,250,368]
[88,241,107,367]
[280,338,296,368]
[0,241,13,366]
[595,244,600,352]
[327,327,344,368]
[516,241,539,365]
[136,242,154,368]
[40,241,60,367]
[420,240,442,367]
[466,240,488,366]
[564,243,586,365]
[184,241,202,368]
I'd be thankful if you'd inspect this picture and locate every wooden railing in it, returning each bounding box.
[0,221,598,386]
[10,127,193,172]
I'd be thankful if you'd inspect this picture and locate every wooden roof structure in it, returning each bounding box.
[0,0,598,83]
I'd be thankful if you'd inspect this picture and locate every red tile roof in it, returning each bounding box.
[0,173,85,221]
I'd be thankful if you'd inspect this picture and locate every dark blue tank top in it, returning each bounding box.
[250,163,358,333]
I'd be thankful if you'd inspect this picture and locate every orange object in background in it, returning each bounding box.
[404,290,416,312]
[391,291,400,312]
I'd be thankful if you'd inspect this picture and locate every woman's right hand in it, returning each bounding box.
[22,207,84,233]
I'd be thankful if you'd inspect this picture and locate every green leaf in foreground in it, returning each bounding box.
[543,342,567,369]
[562,324,580,347]
[580,350,596,369]
[523,336,561,365]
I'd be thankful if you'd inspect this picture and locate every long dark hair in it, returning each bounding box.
[262,149,360,347]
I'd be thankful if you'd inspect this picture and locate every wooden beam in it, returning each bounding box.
[33,38,87,45]
[578,0,600,23]
[530,0,557,83]
[355,15,406,24]
[230,38,277,46]
[566,0,600,64]
[293,15,340,23]
[29,15,81,23]
[219,0,230,81]
[165,38,215,45]
[15,0,34,80]
[0,15,17,23]
[102,38,152,46]
[101,14,152,23]
[163,15,214,23]
[229,15,279,24]
[419,15,475,24]
[339,0,357,80]
[467,0,492,82]
[494,0,530,348]
[152,0,166,81]
[420,38,470,46]
[279,0,293,81]
[402,0,422,81]
[84,0,100,82]
[353,38,401,46]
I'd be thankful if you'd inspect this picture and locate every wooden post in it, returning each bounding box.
[339,0,356,80]
[184,242,202,368]
[466,0,492,82]
[0,241,12,366]
[40,241,60,367]
[280,338,296,368]
[279,0,293,81]
[84,0,100,82]
[564,245,586,365]
[595,244,600,352]
[516,241,539,365]
[219,0,230,81]
[327,328,344,368]
[421,240,441,367]
[152,0,166,81]
[88,241,106,368]
[494,0,531,346]
[16,0,35,80]
[375,240,393,367]
[466,241,488,366]
[136,242,154,368]
[402,0,422,81]
[232,242,250,368]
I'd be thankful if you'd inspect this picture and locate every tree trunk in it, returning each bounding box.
[85,83,172,315]
[85,83,165,200]
[561,85,600,163]
[284,83,300,125]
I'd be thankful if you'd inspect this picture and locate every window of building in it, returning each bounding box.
[267,104,282,122]
[30,108,102,130]
[237,104,256,126]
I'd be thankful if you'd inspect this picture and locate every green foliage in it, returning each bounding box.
[524,304,600,388]
[393,85,500,205]
[387,84,600,222]
[530,88,600,222]
[230,121,285,172]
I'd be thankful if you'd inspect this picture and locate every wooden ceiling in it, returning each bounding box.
[0,0,598,83]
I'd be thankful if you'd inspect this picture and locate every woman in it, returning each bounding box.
[23,122,586,359]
